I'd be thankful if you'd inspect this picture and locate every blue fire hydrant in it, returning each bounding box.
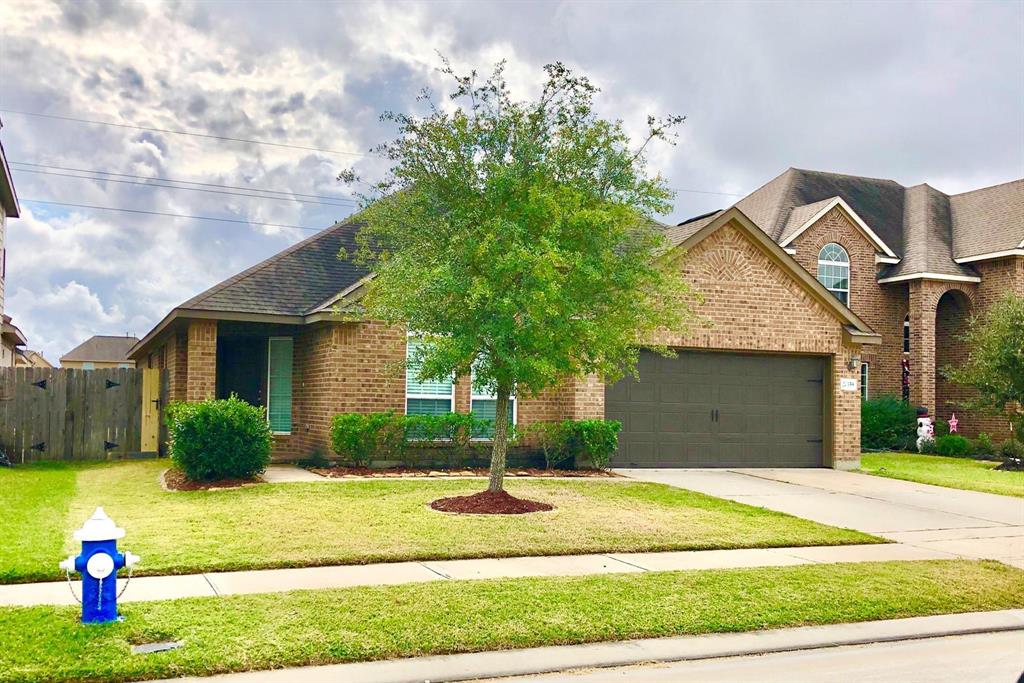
[59,507,140,624]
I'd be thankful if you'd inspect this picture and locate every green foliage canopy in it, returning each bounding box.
[340,59,693,490]
[945,293,1024,439]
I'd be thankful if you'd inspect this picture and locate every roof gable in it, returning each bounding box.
[179,218,370,317]
[670,206,880,342]
[778,196,898,257]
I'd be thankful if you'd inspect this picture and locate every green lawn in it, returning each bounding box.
[0,460,879,583]
[861,452,1024,498]
[2,559,1020,683]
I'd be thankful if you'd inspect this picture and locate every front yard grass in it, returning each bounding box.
[0,460,879,583]
[861,452,1024,498]
[2,559,1021,683]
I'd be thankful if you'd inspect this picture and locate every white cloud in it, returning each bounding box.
[0,0,1019,362]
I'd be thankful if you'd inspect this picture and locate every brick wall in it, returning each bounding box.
[789,207,907,400]
[647,221,865,467]
[273,320,406,460]
[185,320,217,402]
[164,329,188,402]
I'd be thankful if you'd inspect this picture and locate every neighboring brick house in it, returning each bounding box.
[686,168,1023,441]
[14,348,53,368]
[0,117,26,368]
[59,335,139,369]
[130,200,881,469]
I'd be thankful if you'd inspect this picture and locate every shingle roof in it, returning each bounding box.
[883,184,977,279]
[950,179,1024,259]
[777,197,838,245]
[736,168,907,252]
[683,167,1021,280]
[60,335,139,363]
[179,218,370,316]
[663,210,724,248]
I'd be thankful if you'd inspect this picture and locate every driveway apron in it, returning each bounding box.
[616,468,1024,568]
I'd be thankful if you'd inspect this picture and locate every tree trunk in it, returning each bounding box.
[487,382,513,493]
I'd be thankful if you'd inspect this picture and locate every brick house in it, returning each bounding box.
[128,168,1021,469]
[0,117,26,368]
[706,168,1023,442]
[59,335,139,369]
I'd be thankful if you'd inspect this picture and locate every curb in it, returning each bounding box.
[167,609,1024,682]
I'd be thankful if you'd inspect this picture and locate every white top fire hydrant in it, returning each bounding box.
[58,507,140,624]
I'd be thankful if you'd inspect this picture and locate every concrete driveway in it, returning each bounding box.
[616,468,1024,567]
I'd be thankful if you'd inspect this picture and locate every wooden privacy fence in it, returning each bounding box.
[0,367,165,462]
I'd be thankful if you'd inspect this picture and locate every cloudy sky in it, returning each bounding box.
[1,0,1021,363]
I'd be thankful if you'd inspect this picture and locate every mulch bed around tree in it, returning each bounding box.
[308,466,615,479]
[430,490,555,515]
[162,468,263,492]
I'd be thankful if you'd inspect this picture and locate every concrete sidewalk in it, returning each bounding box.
[0,542,952,608]
[159,609,1024,683]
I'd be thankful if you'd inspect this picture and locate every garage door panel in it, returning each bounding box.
[676,405,715,436]
[627,410,655,436]
[607,350,824,468]
[657,382,689,404]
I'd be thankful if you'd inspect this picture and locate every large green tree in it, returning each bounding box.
[945,292,1024,440]
[342,60,693,493]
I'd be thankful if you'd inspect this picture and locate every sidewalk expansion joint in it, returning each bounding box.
[419,563,451,579]
[602,555,649,572]
[202,574,220,597]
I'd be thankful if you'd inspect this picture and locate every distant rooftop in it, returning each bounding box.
[60,335,139,363]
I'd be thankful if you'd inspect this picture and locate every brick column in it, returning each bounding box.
[164,329,189,402]
[571,374,605,420]
[186,320,217,402]
[908,281,936,412]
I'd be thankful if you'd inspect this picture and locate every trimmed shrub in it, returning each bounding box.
[1000,439,1024,459]
[523,419,621,470]
[165,396,272,481]
[934,434,972,457]
[527,421,573,470]
[918,437,937,454]
[329,412,404,466]
[933,419,950,438]
[972,433,996,457]
[861,396,917,451]
[565,419,622,470]
[330,412,499,467]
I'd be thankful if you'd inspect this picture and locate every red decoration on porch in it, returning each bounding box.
[948,413,959,433]
[901,358,911,402]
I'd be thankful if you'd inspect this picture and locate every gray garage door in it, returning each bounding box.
[606,350,825,468]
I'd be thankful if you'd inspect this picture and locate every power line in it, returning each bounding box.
[13,167,359,209]
[669,187,744,197]
[10,161,360,204]
[4,108,749,196]
[21,199,331,232]
[0,108,375,158]
[3,110,745,198]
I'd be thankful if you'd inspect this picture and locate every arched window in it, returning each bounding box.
[817,243,850,305]
[903,314,910,353]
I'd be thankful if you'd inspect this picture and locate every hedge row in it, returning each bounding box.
[329,412,621,469]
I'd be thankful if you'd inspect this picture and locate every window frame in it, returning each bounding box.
[860,361,869,400]
[817,242,851,306]
[267,336,294,435]
[469,364,517,441]
[405,336,455,416]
